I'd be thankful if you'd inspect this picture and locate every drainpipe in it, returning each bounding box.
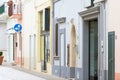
[34,34,36,69]
[20,32,22,67]
[29,35,31,70]
[52,0,54,71]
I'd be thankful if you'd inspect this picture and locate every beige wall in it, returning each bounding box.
[108,0,120,73]
[22,0,37,69]
[35,0,52,74]
[70,25,77,67]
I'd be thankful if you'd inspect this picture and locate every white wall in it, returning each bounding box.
[7,19,16,33]
[6,19,16,63]
[0,23,7,50]
[54,0,86,68]
[0,23,7,61]
[22,0,36,67]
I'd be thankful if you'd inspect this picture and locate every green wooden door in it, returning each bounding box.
[108,32,115,80]
[89,19,98,80]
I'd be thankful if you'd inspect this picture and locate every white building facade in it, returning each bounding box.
[7,18,16,63]
[52,0,115,80]
[22,0,37,70]
[6,0,22,65]
[0,0,9,62]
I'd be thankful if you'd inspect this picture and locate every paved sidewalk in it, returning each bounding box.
[1,63,66,80]
[0,66,46,80]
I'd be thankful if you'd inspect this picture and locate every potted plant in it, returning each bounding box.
[0,51,4,65]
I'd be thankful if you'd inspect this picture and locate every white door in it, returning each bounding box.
[8,35,14,63]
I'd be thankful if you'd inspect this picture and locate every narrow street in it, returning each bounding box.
[0,66,46,80]
[0,0,119,80]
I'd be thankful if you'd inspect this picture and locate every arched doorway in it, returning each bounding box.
[70,24,77,67]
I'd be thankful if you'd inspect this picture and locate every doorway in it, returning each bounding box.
[43,34,50,71]
[13,33,17,61]
[89,19,98,80]
[70,25,77,67]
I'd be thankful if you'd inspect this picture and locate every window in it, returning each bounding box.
[44,8,50,31]
[55,24,58,56]
[40,8,50,31]
[91,0,94,6]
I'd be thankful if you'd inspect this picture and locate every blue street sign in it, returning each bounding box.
[14,24,22,32]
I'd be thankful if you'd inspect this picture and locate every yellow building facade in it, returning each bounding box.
[35,0,52,74]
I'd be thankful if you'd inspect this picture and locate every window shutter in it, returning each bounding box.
[0,4,5,14]
[108,31,115,80]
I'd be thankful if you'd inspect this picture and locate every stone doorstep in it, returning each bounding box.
[68,78,75,80]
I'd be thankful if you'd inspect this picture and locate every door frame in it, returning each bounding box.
[58,28,66,76]
[79,6,105,80]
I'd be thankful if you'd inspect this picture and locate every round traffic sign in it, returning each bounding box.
[14,24,22,32]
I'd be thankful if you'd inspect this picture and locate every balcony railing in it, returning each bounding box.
[13,1,22,14]
[7,0,22,17]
